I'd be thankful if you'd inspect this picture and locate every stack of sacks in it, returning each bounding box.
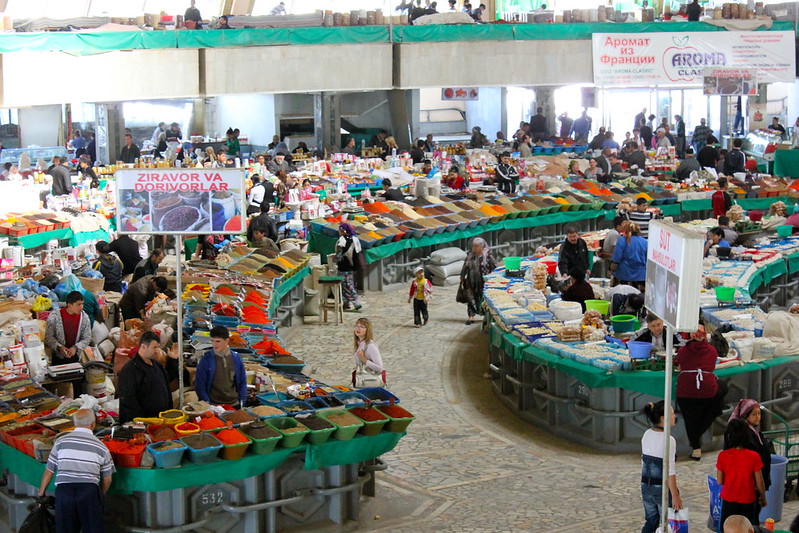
[426,247,467,286]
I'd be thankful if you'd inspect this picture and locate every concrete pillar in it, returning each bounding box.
[190,98,205,140]
[314,92,341,154]
[387,89,419,149]
[95,103,125,165]
[466,87,503,142]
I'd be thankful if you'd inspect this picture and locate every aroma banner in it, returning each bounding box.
[592,31,795,87]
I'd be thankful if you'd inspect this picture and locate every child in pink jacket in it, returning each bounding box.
[408,266,433,327]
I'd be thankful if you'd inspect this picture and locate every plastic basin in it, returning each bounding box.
[628,341,653,359]
[585,300,610,315]
[377,405,415,433]
[541,261,557,275]
[503,256,522,271]
[317,410,364,441]
[610,315,637,333]
[104,439,147,468]
[749,210,763,222]
[777,225,793,238]
[715,286,736,302]
[349,407,389,436]
[174,422,200,437]
[330,391,369,408]
[295,415,337,445]
[158,410,187,425]
[181,433,223,464]
[147,440,187,468]
[267,417,309,448]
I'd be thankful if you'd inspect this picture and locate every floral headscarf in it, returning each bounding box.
[729,398,763,444]
[472,237,490,261]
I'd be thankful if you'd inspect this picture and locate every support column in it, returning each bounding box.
[314,92,341,155]
[95,103,124,165]
[387,89,419,149]
[534,86,556,137]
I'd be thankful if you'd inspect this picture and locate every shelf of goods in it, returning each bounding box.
[482,247,799,453]
[0,245,412,532]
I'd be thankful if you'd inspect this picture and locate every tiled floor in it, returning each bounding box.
[282,285,799,532]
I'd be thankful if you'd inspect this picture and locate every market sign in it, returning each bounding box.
[703,68,758,96]
[644,220,704,332]
[441,87,479,101]
[592,31,795,87]
[115,168,245,235]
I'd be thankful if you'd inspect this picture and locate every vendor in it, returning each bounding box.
[561,269,594,312]
[606,284,645,318]
[584,159,604,181]
[445,167,465,190]
[710,216,738,245]
[194,326,247,408]
[117,331,179,423]
[704,227,731,258]
[558,226,590,279]
[44,291,93,395]
[494,152,519,195]
[633,313,681,352]
[380,178,405,202]
[567,160,583,177]
[712,177,733,218]
[77,155,99,188]
[132,249,165,283]
[609,221,647,291]
[247,174,266,215]
[92,241,124,293]
[247,204,279,243]
[249,226,279,257]
[299,179,316,201]
[598,216,626,260]
[119,275,168,321]
[267,153,292,174]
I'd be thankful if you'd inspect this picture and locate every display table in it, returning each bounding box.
[10,227,111,249]
[774,150,799,178]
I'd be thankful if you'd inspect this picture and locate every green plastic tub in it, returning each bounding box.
[348,407,389,436]
[318,410,364,441]
[267,417,310,448]
[777,225,793,238]
[585,300,610,315]
[377,405,415,433]
[715,286,736,302]
[610,314,637,333]
[295,414,336,445]
[503,256,521,271]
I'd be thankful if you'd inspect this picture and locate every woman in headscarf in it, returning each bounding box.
[335,223,363,311]
[675,325,726,461]
[457,237,496,325]
[724,398,772,520]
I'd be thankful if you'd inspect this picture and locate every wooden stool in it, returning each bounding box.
[318,276,344,325]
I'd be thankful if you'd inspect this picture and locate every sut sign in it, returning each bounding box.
[115,168,245,235]
[592,31,795,87]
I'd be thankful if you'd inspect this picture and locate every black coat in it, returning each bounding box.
[109,235,142,276]
[558,238,590,277]
[118,354,178,424]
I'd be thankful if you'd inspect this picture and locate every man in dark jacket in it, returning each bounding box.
[92,241,124,293]
[697,143,720,169]
[50,156,73,196]
[119,134,141,164]
[380,178,406,202]
[622,142,647,170]
[529,107,549,142]
[117,331,178,423]
[686,0,701,20]
[132,249,165,283]
[589,127,607,151]
[724,138,747,175]
[108,234,142,277]
[675,148,702,181]
[558,227,590,279]
[119,275,167,321]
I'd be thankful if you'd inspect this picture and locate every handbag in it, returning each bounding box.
[456,282,469,304]
[353,364,384,388]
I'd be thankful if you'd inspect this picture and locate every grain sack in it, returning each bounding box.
[429,247,467,266]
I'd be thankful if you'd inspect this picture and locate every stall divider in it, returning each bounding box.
[176,235,184,407]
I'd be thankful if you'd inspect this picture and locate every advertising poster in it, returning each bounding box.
[115,168,245,235]
[702,68,758,96]
[592,31,795,87]
[645,221,704,331]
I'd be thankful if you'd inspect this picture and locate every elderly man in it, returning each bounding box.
[38,409,115,533]
[267,153,292,174]
[723,515,754,533]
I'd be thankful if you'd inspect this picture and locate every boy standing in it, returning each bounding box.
[408,266,432,327]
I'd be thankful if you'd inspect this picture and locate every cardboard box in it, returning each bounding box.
[78,276,104,295]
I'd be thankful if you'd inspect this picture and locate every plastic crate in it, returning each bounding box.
[147,440,187,468]
[377,405,415,433]
[267,417,309,448]
[348,407,389,436]
[7,426,46,456]
[256,391,292,405]
[353,387,399,406]
[174,422,200,437]
[317,410,364,441]
[180,433,223,464]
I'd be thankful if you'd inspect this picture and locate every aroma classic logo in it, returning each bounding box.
[662,35,727,82]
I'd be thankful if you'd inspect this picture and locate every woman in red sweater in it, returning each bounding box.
[676,326,727,461]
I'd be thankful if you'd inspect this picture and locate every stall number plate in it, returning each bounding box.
[195,487,230,512]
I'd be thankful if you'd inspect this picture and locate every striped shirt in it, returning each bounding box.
[46,427,115,486]
[627,210,654,238]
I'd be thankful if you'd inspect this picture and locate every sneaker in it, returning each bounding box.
[415,324,421,328]
[354,304,362,311]
[423,318,428,326]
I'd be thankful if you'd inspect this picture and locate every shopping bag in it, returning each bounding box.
[19,499,55,533]
[668,507,689,533]
[707,475,722,531]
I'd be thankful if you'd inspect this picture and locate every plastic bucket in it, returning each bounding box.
[503,256,521,271]
[777,225,793,238]
[610,315,637,333]
[628,341,653,359]
[715,286,736,302]
[749,210,763,222]
[760,454,788,523]
[541,261,557,275]
[585,300,610,315]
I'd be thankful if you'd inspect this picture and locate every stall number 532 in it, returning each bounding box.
[201,491,225,505]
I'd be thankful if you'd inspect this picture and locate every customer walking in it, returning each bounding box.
[336,223,363,311]
[640,400,683,533]
[457,237,496,325]
[38,409,115,533]
[676,325,726,461]
[717,418,767,530]
[407,266,432,327]
[724,399,772,521]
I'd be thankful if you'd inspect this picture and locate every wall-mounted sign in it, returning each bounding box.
[703,68,758,96]
[441,87,479,101]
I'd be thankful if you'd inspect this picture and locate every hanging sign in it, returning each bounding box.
[592,31,795,87]
[702,68,758,96]
[645,220,704,331]
[115,168,245,234]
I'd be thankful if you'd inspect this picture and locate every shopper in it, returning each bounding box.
[639,400,683,533]
[92,241,124,293]
[469,126,489,148]
[407,266,432,327]
[50,156,73,196]
[336,223,363,311]
[132,249,165,282]
[724,139,747,175]
[77,155,99,188]
[571,110,592,143]
[494,152,519,195]
[558,226,590,279]
[639,120,653,150]
[589,127,607,150]
[37,409,114,533]
[609,221,647,290]
[457,237,496,325]
[558,112,573,138]
[656,128,672,148]
[353,317,384,379]
[693,118,712,153]
[674,115,686,157]
[226,127,241,156]
[717,418,767,529]
[409,140,425,165]
[561,268,594,312]
[723,515,754,533]
[633,108,647,132]
[119,275,168,321]
[107,235,141,279]
[517,134,533,158]
[724,399,772,521]
[118,331,179,423]
[601,131,620,151]
[119,134,141,164]
[713,177,733,218]
[195,326,247,409]
[633,314,681,352]
[676,325,724,461]
[529,107,548,142]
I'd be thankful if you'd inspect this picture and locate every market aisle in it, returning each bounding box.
[282,285,799,532]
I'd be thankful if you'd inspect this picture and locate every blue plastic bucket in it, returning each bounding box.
[628,341,653,359]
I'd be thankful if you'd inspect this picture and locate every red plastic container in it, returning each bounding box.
[749,211,763,222]
[103,439,147,468]
[541,261,557,275]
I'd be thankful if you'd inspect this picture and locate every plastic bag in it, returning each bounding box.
[31,296,52,312]
[92,321,109,346]
[668,507,688,533]
[707,476,722,532]
[19,499,55,533]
